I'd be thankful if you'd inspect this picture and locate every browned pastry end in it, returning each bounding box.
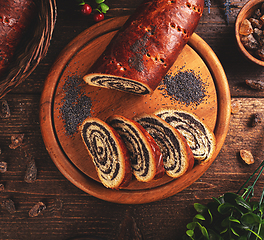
[83,0,204,95]
[0,0,36,77]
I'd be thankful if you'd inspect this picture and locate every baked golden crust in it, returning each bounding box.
[83,0,204,94]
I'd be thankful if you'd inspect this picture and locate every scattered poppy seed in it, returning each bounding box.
[158,69,208,107]
[60,76,92,136]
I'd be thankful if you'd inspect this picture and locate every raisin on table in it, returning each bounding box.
[2,199,16,214]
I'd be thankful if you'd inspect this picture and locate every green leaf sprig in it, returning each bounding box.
[95,0,109,14]
[77,0,109,14]
[183,161,264,240]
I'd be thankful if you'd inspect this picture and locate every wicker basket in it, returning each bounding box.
[0,0,57,99]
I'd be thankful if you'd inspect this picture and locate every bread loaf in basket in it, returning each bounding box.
[0,0,57,99]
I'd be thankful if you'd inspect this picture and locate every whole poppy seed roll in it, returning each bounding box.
[80,118,132,189]
[107,115,165,182]
[83,0,204,95]
[154,107,216,164]
[134,113,194,178]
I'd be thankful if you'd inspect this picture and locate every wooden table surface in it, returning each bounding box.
[1,0,264,239]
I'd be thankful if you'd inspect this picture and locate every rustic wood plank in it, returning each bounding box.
[0,96,263,239]
[1,0,264,238]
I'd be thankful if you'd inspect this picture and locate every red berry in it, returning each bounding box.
[93,12,104,22]
[81,3,92,16]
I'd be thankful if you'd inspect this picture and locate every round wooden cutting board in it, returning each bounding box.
[40,16,231,204]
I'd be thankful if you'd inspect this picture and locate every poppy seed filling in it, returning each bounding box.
[156,111,212,161]
[108,119,150,178]
[136,117,183,174]
[82,122,120,180]
[89,76,150,94]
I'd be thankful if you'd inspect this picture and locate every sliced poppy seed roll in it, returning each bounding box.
[83,0,204,95]
[80,118,132,189]
[154,107,216,164]
[134,113,194,178]
[107,115,165,182]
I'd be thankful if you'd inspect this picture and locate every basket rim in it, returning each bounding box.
[0,0,57,99]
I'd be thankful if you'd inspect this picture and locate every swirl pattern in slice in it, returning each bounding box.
[80,118,132,189]
[155,107,216,164]
[107,115,165,182]
[134,113,194,178]
[86,74,150,95]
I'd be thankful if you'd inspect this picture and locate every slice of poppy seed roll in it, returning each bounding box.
[134,113,194,178]
[107,115,165,182]
[154,107,216,164]
[83,0,204,95]
[80,118,132,189]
